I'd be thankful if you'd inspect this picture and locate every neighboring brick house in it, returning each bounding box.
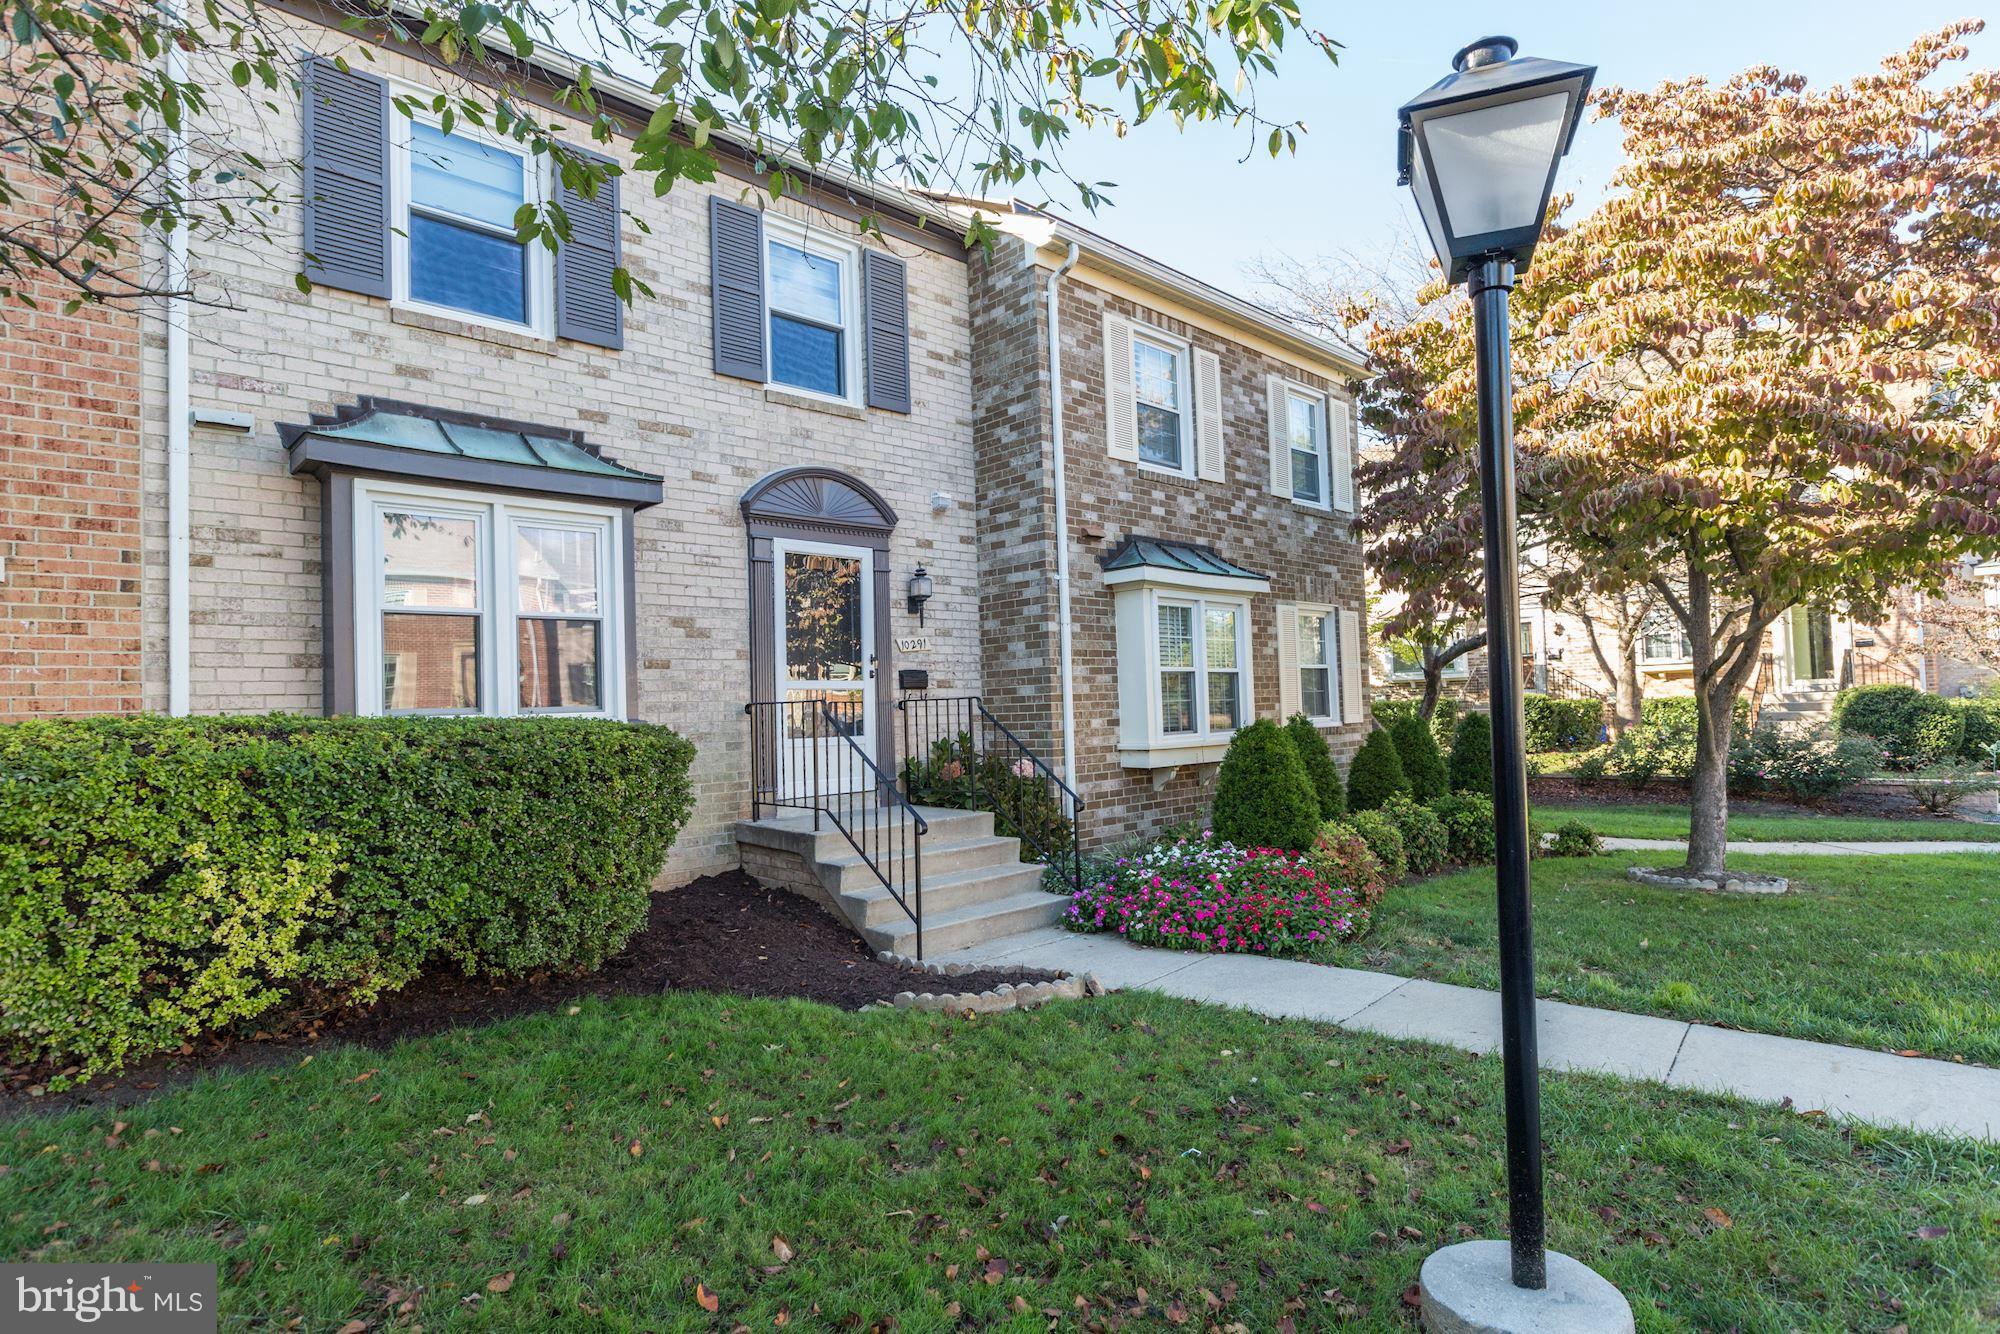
[0,12,1372,910]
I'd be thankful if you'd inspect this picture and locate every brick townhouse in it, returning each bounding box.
[0,7,1370,951]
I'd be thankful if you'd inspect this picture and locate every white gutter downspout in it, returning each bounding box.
[164,0,191,715]
[1046,242,1081,784]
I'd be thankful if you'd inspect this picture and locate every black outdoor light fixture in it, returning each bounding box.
[906,566,934,623]
[1397,38,1631,1332]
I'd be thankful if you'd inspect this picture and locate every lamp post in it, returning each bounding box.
[1397,37,1633,1333]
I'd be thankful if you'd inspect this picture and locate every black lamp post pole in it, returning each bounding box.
[1469,253,1546,1290]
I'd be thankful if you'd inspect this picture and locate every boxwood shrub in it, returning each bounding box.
[1832,684,1963,769]
[1211,719,1322,852]
[1521,694,1605,752]
[1,714,695,1080]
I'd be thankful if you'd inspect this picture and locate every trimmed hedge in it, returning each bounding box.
[1521,694,1605,752]
[1380,794,1449,876]
[1285,713,1346,820]
[1346,729,1410,812]
[1388,714,1448,804]
[1952,698,2000,764]
[1448,711,1493,795]
[1211,719,1322,852]
[1640,696,1750,731]
[1,715,695,1080]
[1832,684,1963,769]
[1431,791,1497,865]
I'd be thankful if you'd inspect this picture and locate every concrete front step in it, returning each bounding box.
[838,860,1048,927]
[735,805,995,863]
[818,833,1022,892]
[861,888,1068,957]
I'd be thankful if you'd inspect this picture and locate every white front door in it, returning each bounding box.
[773,538,876,797]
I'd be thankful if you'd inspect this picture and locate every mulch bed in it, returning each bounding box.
[1,871,1057,1119]
[1529,775,1972,822]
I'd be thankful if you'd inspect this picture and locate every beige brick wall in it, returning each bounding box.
[138,21,980,883]
[0,175,144,717]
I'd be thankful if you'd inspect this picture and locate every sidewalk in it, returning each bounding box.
[1602,836,2000,856]
[935,926,2000,1142]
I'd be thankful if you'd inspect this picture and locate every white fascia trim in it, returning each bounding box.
[1120,739,1232,770]
[1103,566,1272,596]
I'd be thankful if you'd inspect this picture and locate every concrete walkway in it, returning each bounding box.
[1601,836,2000,855]
[935,926,2000,1142]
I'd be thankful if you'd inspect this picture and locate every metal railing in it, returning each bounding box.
[745,697,926,957]
[897,695,1086,897]
[1840,648,1917,690]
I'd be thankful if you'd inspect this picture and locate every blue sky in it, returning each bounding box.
[1027,3,1997,302]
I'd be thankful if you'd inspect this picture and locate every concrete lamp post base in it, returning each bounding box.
[1419,1242,1634,1333]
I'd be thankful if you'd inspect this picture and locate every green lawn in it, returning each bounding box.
[6,991,1999,1331]
[1533,801,2000,843]
[1347,853,2000,1064]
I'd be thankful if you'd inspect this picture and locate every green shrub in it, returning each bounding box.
[1641,696,1750,730]
[1388,714,1448,804]
[0,715,695,1080]
[1571,748,1611,784]
[1729,723,1877,800]
[1285,713,1345,820]
[1308,824,1386,907]
[1431,791,1497,865]
[1907,761,1999,814]
[904,731,1075,863]
[1346,728,1410,812]
[1427,696,1462,754]
[1521,694,1605,751]
[1210,719,1322,852]
[1380,794,1449,875]
[1448,711,1493,794]
[1544,819,1603,857]
[1342,809,1407,884]
[1949,699,2000,765]
[1833,684,1964,770]
[1609,711,1700,789]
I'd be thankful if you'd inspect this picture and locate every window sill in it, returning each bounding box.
[1136,461,1200,486]
[1119,738,1233,770]
[392,304,555,354]
[766,386,867,420]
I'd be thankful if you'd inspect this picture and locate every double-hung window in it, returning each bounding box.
[1640,613,1691,663]
[1299,608,1336,719]
[360,481,623,717]
[1287,387,1330,507]
[1155,597,1246,737]
[1134,333,1190,474]
[396,119,549,332]
[766,223,858,401]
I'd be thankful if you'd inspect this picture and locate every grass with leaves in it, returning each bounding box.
[1530,801,2000,844]
[1348,853,2000,1065]
[6,990,2000,1330]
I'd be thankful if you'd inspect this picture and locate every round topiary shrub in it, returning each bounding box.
[1832,683,1962,769]
[1389,713,1448,803]
[1448,710,1493,795]
[1343,809,1407,884]
[1347,728,1410,812]
[1286,713,1346,820]
[1432,791,1497,864]
[1210,718,1322,852]
[1380,794,1449,876]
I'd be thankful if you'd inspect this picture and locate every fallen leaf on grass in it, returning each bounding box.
[1703,1207,1733,1230]
[628,1139,643,1158]
[462,1194,488,1207]
[337,1321,368,1334]
[695,1282,720,1313]
[486,1272,514,1294]
[1913,1225,1950,1240]
[771,1235,794,1263]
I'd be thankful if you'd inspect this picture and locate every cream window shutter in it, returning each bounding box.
[1266,374,1290,497]
[1104,313,1138,462]
[1194,348,1225,482]
[1331,394,1356,513]
[1275,603,1301,720]
[1338,606,1364,724]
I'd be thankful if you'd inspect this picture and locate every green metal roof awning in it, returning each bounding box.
[282,399,664,508]
[1102,536,1269,583]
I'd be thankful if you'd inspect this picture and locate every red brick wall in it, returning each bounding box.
[0,185,144,717]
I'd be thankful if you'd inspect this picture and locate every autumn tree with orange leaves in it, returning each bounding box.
[1352,23,2000,876]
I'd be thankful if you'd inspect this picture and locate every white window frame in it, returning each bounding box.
[1296,604,1338,724]
[764,214,865,408]
[353,479,626,720]
[1152,593,1250,740]
[1385,646,1469,681]
[387,90,555,339]
[1284,383,1332,510]
[1639,613,1692,665]
[1133,327,1195,480]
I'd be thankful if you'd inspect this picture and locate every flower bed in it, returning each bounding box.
[1061,835,1369,958]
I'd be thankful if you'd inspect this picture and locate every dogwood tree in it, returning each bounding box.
[3,0,1338,309]
[1516,23,2000,874]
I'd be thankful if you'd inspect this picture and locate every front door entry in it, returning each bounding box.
[773,538,876,796]
[1805,606,1834,680]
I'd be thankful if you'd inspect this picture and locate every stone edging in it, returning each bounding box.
[1626,866,1789,895]
[861,952,1106,1014]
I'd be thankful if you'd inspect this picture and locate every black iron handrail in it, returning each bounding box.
[745,698,926,958]
[897,695,1086,897]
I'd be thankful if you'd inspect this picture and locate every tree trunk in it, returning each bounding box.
[1683,679,1736,876]
[1611,633,1644,740]
[1417,669,1442,723]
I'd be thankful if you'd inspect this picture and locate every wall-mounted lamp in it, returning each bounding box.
[907,566,934,624]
